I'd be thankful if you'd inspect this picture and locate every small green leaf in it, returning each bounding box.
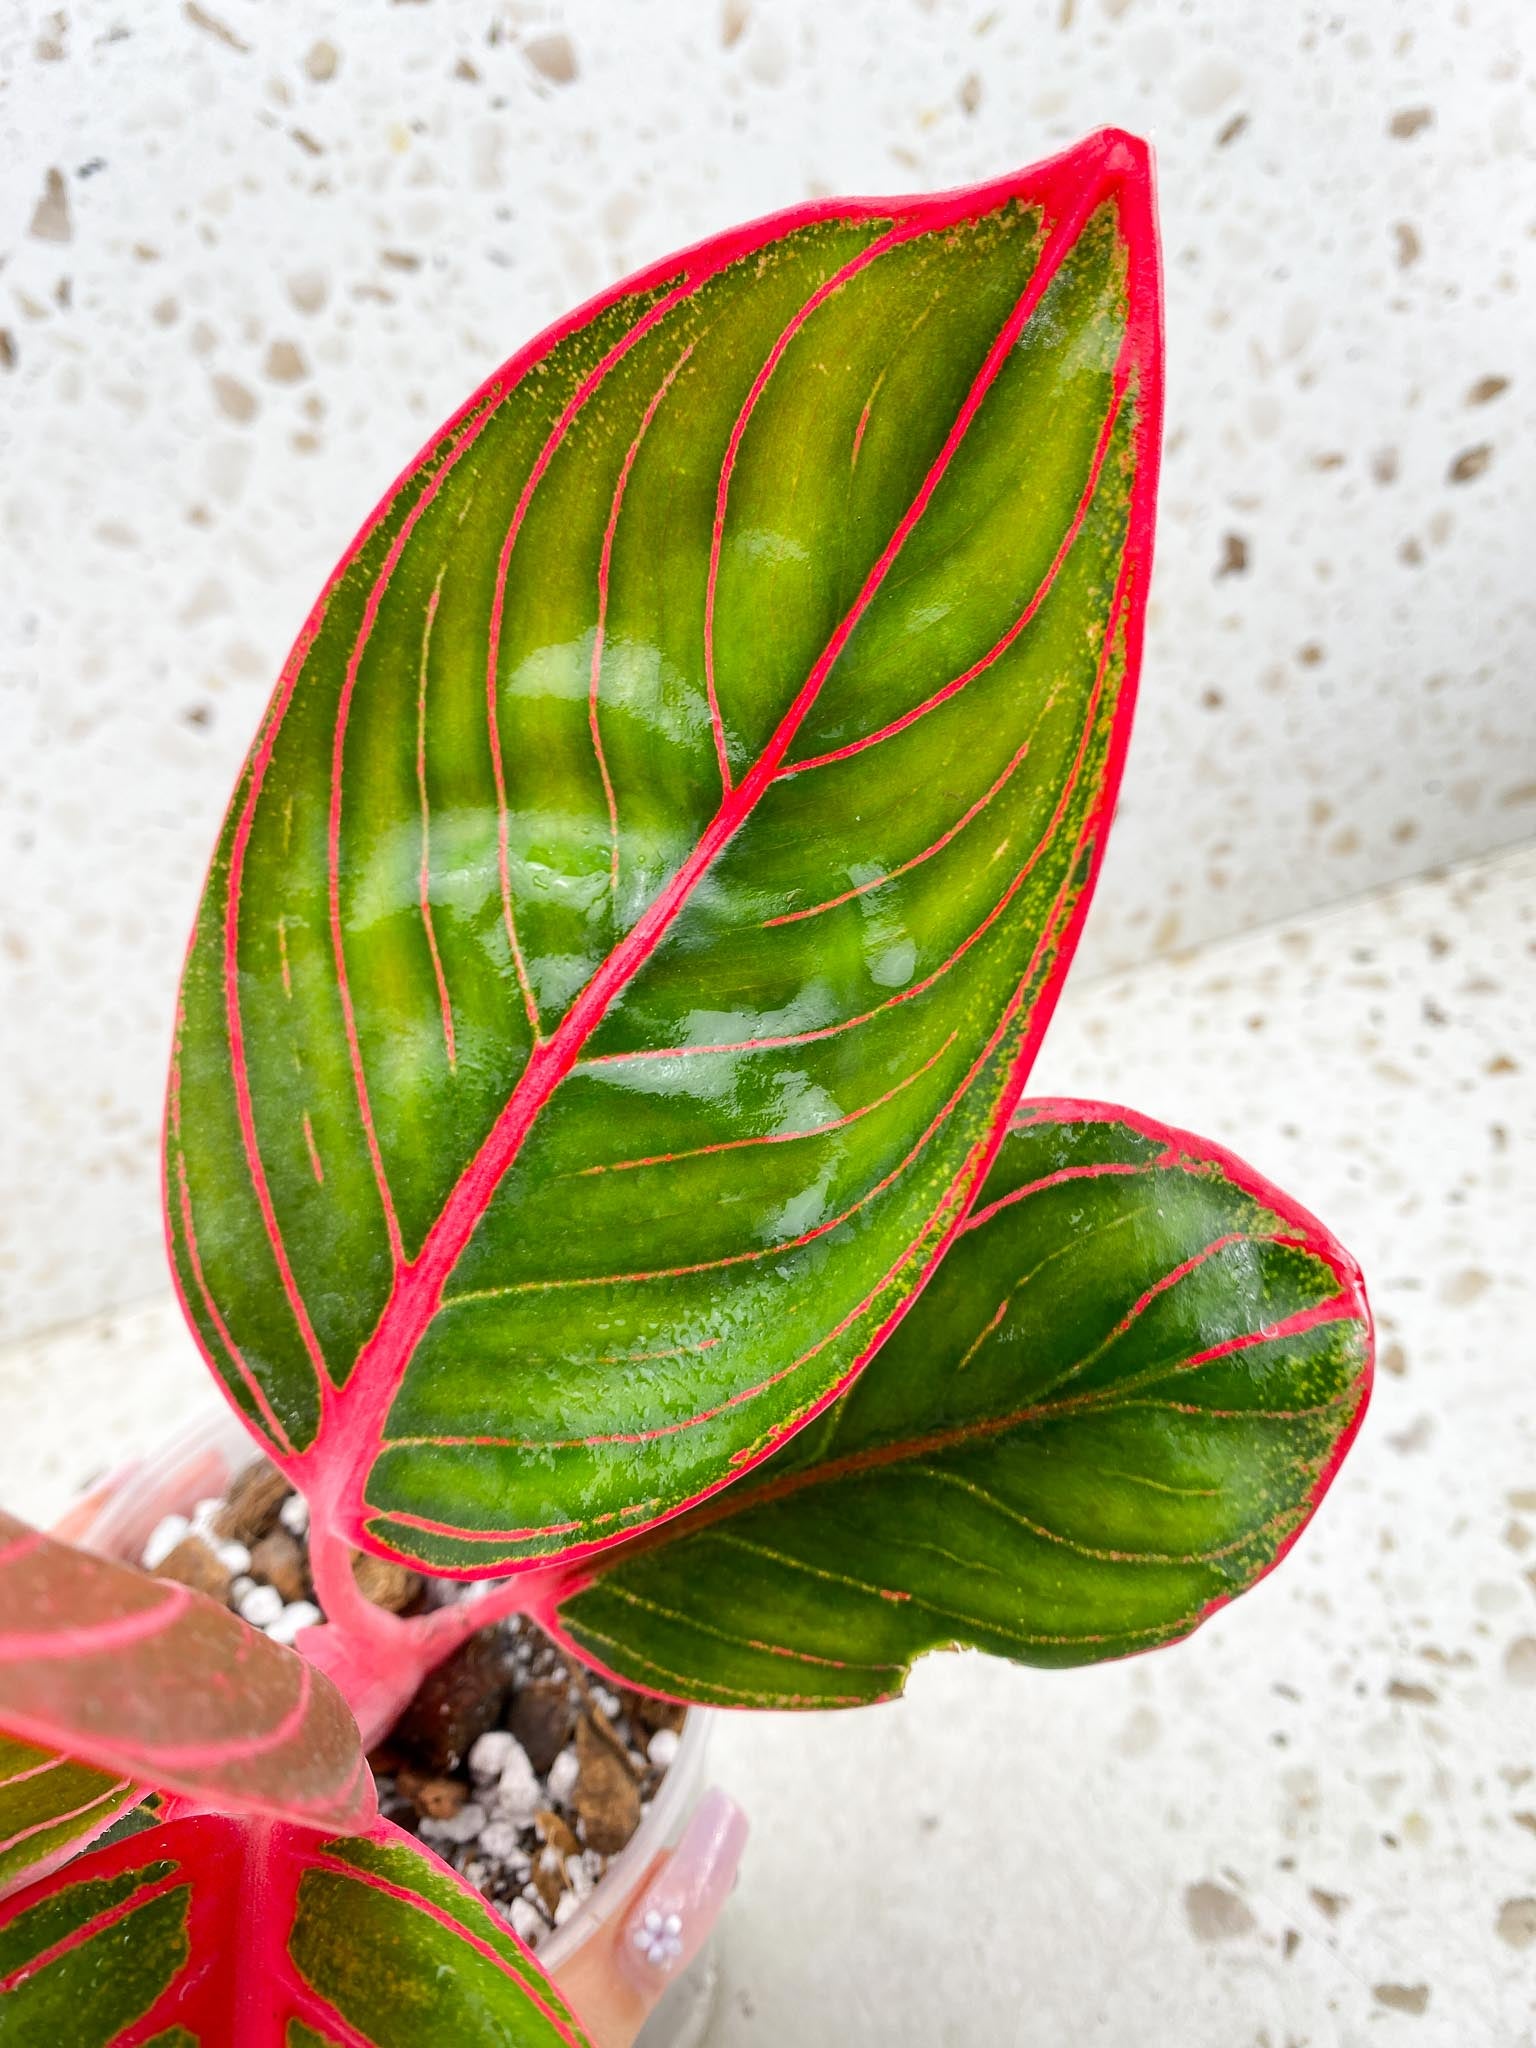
[549,1101,1372,1706]
[0,1815,592,2045]
[0,1734,141,1903]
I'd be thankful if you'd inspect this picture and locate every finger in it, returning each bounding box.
[552,1788,749,2048]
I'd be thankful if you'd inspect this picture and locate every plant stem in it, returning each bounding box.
[300,1489,566,1745]
[306,1503,398,1650]
[402,1567,558,1664]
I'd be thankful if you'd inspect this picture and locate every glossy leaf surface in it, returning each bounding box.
[0,1514,373,1834]
[0,1736,140,1905]
[546,1103,1373,1707]
[0,1814,590,2045]
[165,130,1163,1572]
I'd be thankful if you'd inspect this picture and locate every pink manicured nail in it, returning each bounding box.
[618,1788,748,1991]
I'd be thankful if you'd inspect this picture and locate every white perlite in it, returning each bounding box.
[507,1898,544,1946]
[141,1513,189,1569]
[237,1582,283,1630]
[646,1728,680,1768]
[493,1740,541,1825]
[476,1820,523,1863]
[467,1730,516,1782]
[545,1747,579,1806]
[419,1802,486,1848]
[278,1493,308,1536]
[267,1599,320,1646]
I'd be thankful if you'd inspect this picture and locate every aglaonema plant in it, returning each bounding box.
[0,130,1372,2043]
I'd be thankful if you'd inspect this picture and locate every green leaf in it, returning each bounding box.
[0,1814,592,2045]
[547,1102,1373,1707]
[165,129,1163,1573]
[0,1735,141,1903]
[0,1514,373,1835]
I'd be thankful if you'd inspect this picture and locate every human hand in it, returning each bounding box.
[551,1789,749,2047]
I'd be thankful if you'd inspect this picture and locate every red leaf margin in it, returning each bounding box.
[164,128,1166,1577]
[517,1095,1374,1703]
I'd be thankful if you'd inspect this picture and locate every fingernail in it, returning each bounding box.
[618,1788,748,1991]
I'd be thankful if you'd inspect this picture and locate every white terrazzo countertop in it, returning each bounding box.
[3,841,1533,2046]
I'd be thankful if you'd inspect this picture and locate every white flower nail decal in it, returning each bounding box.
[631,1906,685,1968]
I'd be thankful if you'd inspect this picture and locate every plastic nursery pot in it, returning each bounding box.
[70,1407,726,2048]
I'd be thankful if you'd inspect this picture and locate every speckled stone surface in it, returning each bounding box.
[2,0,1533,1341]
[4,843,1533,2044]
